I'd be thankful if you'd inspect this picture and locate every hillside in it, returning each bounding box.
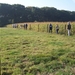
[0,3,75,27]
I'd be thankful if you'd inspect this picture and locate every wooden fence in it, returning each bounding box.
[27,23,75,35]
[8,22,75,35]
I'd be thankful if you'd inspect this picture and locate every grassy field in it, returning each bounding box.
[0,22,75,75]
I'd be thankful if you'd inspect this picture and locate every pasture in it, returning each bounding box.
[0,22,75,75]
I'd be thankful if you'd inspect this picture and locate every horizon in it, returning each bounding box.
[0,0,75,11]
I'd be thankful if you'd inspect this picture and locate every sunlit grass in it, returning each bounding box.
[0,22,75,75]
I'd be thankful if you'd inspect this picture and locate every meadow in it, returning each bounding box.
[0,22,75,75]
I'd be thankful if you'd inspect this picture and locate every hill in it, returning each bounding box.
[0,3,75,27]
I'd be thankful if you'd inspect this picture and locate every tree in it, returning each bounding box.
[0,3,75,27]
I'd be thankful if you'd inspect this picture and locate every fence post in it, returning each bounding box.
[65,24,67,35]
[73,24,75,35]
[54,25,55,33]
[72,24,74,35]
[61,26,64,34]
[47,24,48,32]
[73,25,75,34]
[29,24,31,30]
[38,24,39,32]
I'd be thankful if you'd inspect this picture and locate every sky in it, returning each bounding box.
[0,0,75,11]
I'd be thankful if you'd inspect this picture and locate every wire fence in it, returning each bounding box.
[27,23,75,35]
[8,22,75,35]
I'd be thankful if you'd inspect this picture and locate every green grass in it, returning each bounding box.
[0,26,75,75]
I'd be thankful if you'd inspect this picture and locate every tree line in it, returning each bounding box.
[0,3,75,27]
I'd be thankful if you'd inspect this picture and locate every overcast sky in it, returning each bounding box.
[0,0,75,11]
